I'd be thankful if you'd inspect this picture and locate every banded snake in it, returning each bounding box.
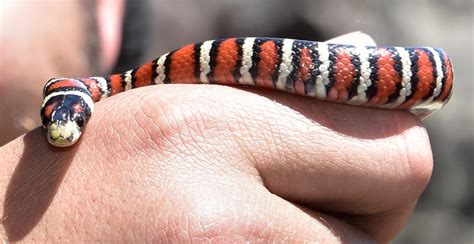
[40,38,454,147]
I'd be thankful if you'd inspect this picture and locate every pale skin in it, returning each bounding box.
[0,1,433,243]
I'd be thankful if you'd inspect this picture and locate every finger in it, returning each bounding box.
[325,31,377,46]
[227,87,432,242]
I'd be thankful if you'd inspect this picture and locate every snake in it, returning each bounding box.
[40,37,454,147]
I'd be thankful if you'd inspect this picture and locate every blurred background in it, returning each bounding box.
[1,0,473,243]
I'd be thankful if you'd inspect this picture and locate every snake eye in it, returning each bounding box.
[71,112,86,129]
[76,116,85,128]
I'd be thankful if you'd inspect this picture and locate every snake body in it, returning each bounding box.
[40,37,454,147]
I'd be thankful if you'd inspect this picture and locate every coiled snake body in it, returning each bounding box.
[40,38,454,147]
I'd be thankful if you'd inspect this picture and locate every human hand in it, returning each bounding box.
[1,64,432,242]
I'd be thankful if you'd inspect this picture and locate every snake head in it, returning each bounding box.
[41,91,93,147]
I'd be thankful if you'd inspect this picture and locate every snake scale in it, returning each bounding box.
[40,37,454,147]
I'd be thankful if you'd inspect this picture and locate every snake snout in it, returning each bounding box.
[44,104,86,147]
[46,120,82,147]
